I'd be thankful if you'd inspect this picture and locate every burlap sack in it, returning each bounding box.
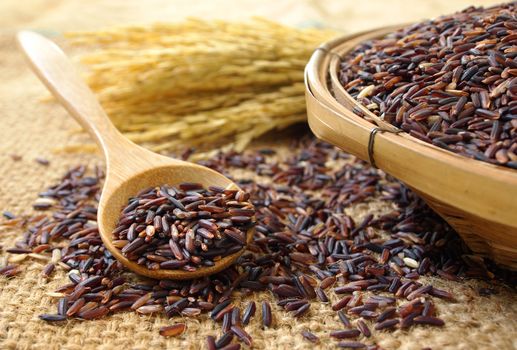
[1,1,515,349]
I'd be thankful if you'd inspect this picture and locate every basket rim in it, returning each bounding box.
[304,27,517,229]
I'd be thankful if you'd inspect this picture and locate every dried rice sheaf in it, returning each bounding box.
[65,18,337,157]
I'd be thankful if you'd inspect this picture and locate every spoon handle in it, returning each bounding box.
[16,31,129,159]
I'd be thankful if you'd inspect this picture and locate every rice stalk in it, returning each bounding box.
[63,18,337,156]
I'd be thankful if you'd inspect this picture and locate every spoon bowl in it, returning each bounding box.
[17,30,253,279]
[99,159,253,280]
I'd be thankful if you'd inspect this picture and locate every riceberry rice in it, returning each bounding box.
[2,135,515,348]
[339,3,517,169]
[112,183,255,271]
[301,330,320,343]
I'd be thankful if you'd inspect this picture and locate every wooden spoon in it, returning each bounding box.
[17,31,254,280]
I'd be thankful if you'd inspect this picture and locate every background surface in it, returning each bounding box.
[1,1,515,349]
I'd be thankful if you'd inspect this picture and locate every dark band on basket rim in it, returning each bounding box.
[314,46,403,169]
[368,127,403,168]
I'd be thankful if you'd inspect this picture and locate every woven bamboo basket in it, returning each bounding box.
[305,26,517,270]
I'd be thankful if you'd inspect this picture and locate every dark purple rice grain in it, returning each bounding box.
[376,308,397,323]
[35,157,50,166]
[211,300,232,320]
[430,287,455,300]
[39,314,66,322]
[374,319,399,331]
[359,310,378,319]
[284,299,308,311]
[213,303,234,322]
[0,264,20,277]
[357,319,371,337]
[272,284,301,297]
[2,211,16,220]
[422,301,435,317]
[292,303,310,318]
[222,312,232,333]
[42,263,55,278]
[330,329,361,339]
[57,298,68,316]
[338,310,353,328]
[241,301,256,326]
[231,307,241,326]
[316,287,329,303]
[6,248,31,254]
[400,313,419,329]
[301,330,320,343]
[261,301,272,328]
[215,333,234,348]
[230,325,252,346]
[413,316,445,326]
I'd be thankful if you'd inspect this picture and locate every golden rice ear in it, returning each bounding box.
[63,19,337,156]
